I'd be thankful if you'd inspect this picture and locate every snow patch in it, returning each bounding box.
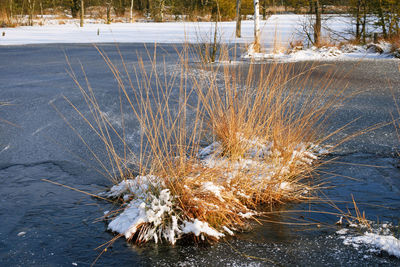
[182,219,224,239]
[336,228,348,235]
[343,232,400,258]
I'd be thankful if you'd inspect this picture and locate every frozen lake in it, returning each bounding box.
[0,43,399,266]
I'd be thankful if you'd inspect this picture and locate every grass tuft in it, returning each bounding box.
[65,44,349,244]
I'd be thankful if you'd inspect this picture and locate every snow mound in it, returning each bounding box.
[344,232,400,258]
[182,219,224,239]
[338,223,400,258]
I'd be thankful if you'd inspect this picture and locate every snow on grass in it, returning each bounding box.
[106,183,182,244]
[104,175,225,244]
[199,138,325,182]
[182,219,224,240]
[201,182,225,202]
[103,138,326,244]
[101,175,163,199]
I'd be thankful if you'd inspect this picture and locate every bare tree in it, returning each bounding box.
[253,0,261,52]
[236,0,241,38]
[150,0,165,22]
[27,0,35,26]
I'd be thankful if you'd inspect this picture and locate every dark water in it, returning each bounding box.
[0,44,400,266]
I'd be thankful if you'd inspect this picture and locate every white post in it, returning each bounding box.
[130,0,134,23]
[253,0,260,52]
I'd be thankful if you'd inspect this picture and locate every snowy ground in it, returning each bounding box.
[0,15,351,46]
[3,14,396,61]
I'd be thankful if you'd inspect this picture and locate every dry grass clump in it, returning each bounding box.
[0,8,16,27]
[194,52,346,206]
[289,39,304,49]
[388,35,400,55]
[66,44,347,245]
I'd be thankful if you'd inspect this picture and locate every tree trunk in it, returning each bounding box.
[70,0,79,18]
[389,3,397,37]
[253,0,260,52]
[262,0,266,20]
[130,0,134,23]
[27,0,35,26]
[377,0,387,38]
[40,0,43,19]
[160,0,165,22]
[361,0,367,44]
[8,0,13,22]
[211,0,220,63]
[313,0,321,46]
[235,0,241,38]
[106,1,112,24]
[355,0,361,41]
[80,0,84,27]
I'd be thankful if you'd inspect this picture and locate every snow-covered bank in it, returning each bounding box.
[243,42,400,61]
[0,15,348,46]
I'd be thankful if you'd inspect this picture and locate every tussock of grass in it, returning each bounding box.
[66,44,348,245]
